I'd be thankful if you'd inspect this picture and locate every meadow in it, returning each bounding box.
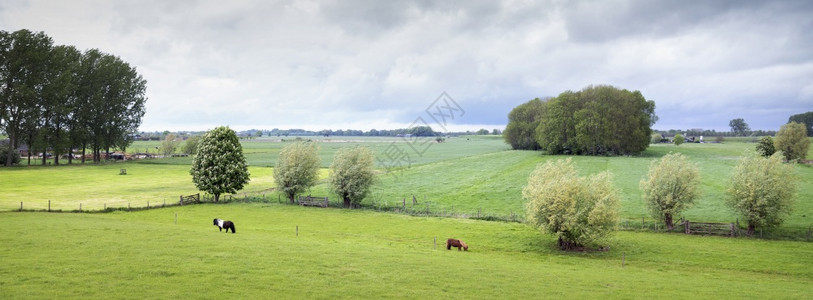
[1,204,811,298]
[2,136,812,298]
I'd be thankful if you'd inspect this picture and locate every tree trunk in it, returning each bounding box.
[747,223,756,236]
[343,196,351,208]
[665,213,674,231]
[289,194,295,204]
[213,193,220,202]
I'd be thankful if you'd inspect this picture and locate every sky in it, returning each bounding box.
[1,0,811,133]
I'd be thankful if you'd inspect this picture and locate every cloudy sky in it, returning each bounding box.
[1,0,811,132]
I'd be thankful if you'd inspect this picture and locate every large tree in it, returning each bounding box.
[535,85,657,155]
[640,153,701,230]
[330,146,375,208]
[726,152,797,235]
[274,141,321,203]
[503,98,546,150]
[728,118,750,136]
[788,111,813,137]
[774,122,809,162]
[523,158,619,250]
[190,126,250,202]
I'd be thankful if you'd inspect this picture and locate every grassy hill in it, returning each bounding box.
[1,204,811,298]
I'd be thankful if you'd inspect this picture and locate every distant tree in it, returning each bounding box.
[330,146,375,208]
[650,133,662,144]
[788,111,813,137]
[407,126,435,136]
[504,98,546,150]
[190,126,250,202]
[182,136,201,155]
[726,152,797,235]
[492,129,501,135]
[729,118,750,136]
[536,85,657,155]
[715,136,725,143]
[774,122,809,162]
[523,158,619,250]
[475,128,488,135]
[640,153,701,230]
[673,133,684,146]
[274,141,321,203]
[160,134,180,157]
[755,136,775,157]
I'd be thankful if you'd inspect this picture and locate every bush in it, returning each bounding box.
[0,148,21,165]
[650,133,663,144]
[523,158,619,250]
[726,152,797,235]
[755,136,775,157]
[673,133,684,146]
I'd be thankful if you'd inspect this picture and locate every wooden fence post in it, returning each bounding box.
[296,225,299,237]
[147,201,150,208]
[434,237,437,250]
[175,212,177,224]
[20,202,22,211]
[48,200,51,212]
[622,252,625,268]
[402,198,406,210]
[179,195,183,205]
[79,203,82,212]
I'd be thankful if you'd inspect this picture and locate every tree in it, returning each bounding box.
[650,133,663,144]
[190,126,250,202]
[503,98,546,150]
[0,147,20,165]
[492,129,501,135]
[728,118,750,136]
[330,146,375,208]
[774,122,809,162]
[640,153,701,230]
[182,135,201,155]
[673,133,684,146]
[523,158,619,250]
[160,133,180,157]
[755,136,775,157]
[535,85,657,155]
[274,141,321,203]
[725,152,797,235]
[788,111,813,137]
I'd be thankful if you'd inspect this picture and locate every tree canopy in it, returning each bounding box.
[503,98,546,150]
[788,111,813,137]
[330,146,375,208]
[774,122,809,162]
[728,118,750,136]
[726,152,797,235]
[640,153,701,230]
[190,126,250,202]
[274,141,321,203]
[523,158,619,250]
[0,29,146,166]
[535,85,657,155]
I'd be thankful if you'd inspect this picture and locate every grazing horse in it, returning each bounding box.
[213,218,236,233]
[446,238,468,251]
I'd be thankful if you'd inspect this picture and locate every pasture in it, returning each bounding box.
[1,204,811,298]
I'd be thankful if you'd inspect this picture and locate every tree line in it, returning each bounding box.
[0,29,147,166]
[504,85,657,155]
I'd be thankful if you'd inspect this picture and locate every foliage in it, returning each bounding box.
[650,133,663,144]
[0,29,146,166]
[774,122,809,162]
[503,98,546,150]
[523,158,619,250]
[729,118,750,136]
[0,147,21,165]
[190,126,250,202]
[788,111,813,137]
[182,135,201,155]
[640,153,701,230]
[274,141,321,203]
[330,146,375,207]
[755,136,775,157]
[535,85,657,155]
[673,133,684,146]
[726,152,797,235]
[160,134,180,157]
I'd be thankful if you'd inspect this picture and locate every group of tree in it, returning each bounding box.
[756,121,809,162]
[504,85,657,155]
[788,111,813,137]
[525,149,799,250]
[191,126,375,208]
[0,29,147,166]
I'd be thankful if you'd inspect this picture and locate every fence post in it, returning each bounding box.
[434,237,437,250]
[296,225,299,237]
[175,212,177,224]
[148,201,150,208]
[79,203,82,212]
[128,202,130,211]
[20,202,22,211]
[48,200,51,212]
[402,198,406,210]
[180,195,183,205]
[622,252,625,268]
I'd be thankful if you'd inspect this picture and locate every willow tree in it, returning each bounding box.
[640,153,701,230]
[330,146,375,208]
[190,126,250,202]
[523,158,619,250]
[726,152,797,235]
[274,141,321,203]
[774,122,809,162]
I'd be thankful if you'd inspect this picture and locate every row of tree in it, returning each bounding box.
[190,126,375,207]
[504,85,657,155]
[525,151,799,250]
[0,29,147,166]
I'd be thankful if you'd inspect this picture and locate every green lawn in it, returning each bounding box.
[1,204,811,298]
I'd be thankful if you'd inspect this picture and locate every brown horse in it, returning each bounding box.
[446,238,468,251]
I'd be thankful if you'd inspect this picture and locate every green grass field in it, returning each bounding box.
[2,204,811,298]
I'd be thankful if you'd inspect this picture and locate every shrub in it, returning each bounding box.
[774,122,809,162]
[640,153,701,230]
[523,158,619,250]
[673,133,684,146]
[726,152,797,235]
[755,136,775,157]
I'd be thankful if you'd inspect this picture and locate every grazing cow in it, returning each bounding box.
[213,218,236,233]
[446,238,468,251]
